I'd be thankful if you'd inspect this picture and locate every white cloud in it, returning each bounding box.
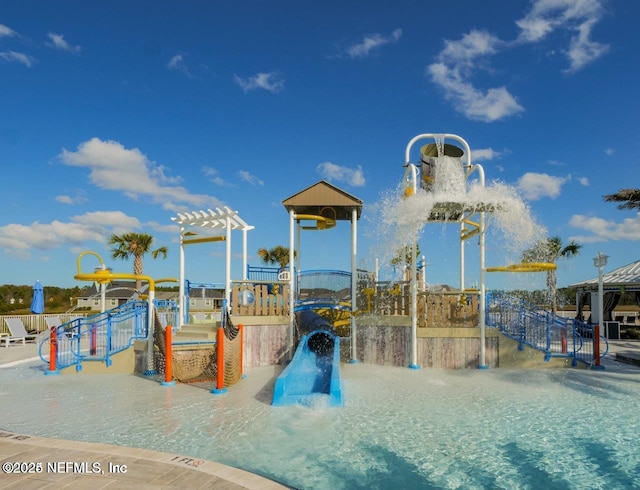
[237,170,264,186]
[427,29,523,122]
[604,148,614,156]
[0,50,36,67]
[234,72,284,93]
[0,24,17,37]
[166,54,193,78]
[564,19,609,73]
[440,29,501,67]
[0,211,142,258]
[428,62,524,122]
[472,148,502,161]
[316,162,365,187]
[427,0,608,121]
[569,212,640,243]
[515,0,608,72]
[578,176,589,186]
[346,28,402,58]
[55,191,88,205]
[517,172,569,200]
[202,166,234,187]
[59,137,224,212]
[46,33,81,53]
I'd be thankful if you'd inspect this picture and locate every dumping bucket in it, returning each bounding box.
[420,143,464,191]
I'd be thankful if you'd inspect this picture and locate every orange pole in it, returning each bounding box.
[594,325,601,367]
[216,327,225,391]
[90,324,97,356]
[239,324,244,377]
[211,327,227,394]
[165,326,173,383]
[49,326,57,372]
[561,328,567,354]
[160,325,176,386]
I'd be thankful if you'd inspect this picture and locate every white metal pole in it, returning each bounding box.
[410,240,419,369]
[598,262,604,333]
[295,220,301,271]
[476,164,488,369]
[146,284,156,374]
[179,226,185,328]
[460,221,465,291]
[242,228,248,281]
[225,215,231,304]
[350,207,358,363]
[289,210,296,360]
[100,263,106,313]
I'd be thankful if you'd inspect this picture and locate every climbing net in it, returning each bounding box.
[154,309,242,386]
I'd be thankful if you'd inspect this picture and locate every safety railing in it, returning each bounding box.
[486,292,608,366]
[246,265,283,281]
[39,301,149,372]
[155,299,179,331]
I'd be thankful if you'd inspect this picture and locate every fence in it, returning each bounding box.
[0,313,85,336]
[486,291,606,366]
[230,281,289,316]
[41,301,149,372]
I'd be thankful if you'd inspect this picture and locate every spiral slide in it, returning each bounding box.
[271,311,344,407]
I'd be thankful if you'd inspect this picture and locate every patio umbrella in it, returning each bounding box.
[30,280,44,314]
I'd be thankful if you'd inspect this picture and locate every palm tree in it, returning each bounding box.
[257,245,294,268]
[521,236,581,315]
[604,188,640,210]
[108,233,168,291]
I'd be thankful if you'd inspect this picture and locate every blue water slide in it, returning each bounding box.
[272,311,343,407]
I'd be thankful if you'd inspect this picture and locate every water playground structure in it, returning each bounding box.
[37,132,609,404]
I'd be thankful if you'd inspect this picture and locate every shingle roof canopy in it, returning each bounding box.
[282,181,363,220]
[570,260,640,292]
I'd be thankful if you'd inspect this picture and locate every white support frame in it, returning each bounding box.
[172,206,254,327]
[403,133,488,369]
[287,208,359,362]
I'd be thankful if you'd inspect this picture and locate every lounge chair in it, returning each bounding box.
[44,316,62,331]
[2,318,38,347]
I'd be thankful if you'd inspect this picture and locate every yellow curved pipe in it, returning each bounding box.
[75,272,157,291]
[74,251,178,291]
[296,213,337,230]
[486,262,557,273]
[76,251,105,275]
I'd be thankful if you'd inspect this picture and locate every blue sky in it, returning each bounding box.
[1,0,638,293]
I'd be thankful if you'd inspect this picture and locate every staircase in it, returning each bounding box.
[486,292,608,367]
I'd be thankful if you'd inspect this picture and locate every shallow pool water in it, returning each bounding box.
[1,362,639,489]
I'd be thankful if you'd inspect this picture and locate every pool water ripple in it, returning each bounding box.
[1,363,639,489]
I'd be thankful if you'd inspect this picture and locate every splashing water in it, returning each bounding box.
[366,156,547,276]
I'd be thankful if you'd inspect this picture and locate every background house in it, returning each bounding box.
[74,280,179,311]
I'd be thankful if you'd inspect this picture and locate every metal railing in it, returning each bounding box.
[39,301,150,372]
[486,291,608,366]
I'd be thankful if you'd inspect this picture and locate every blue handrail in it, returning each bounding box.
[486,291,608,366]
[39,301,157,372]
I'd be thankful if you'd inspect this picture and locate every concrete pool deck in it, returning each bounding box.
[0,429,290,489]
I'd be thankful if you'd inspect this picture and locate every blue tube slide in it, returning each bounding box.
[272,312,343,407]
